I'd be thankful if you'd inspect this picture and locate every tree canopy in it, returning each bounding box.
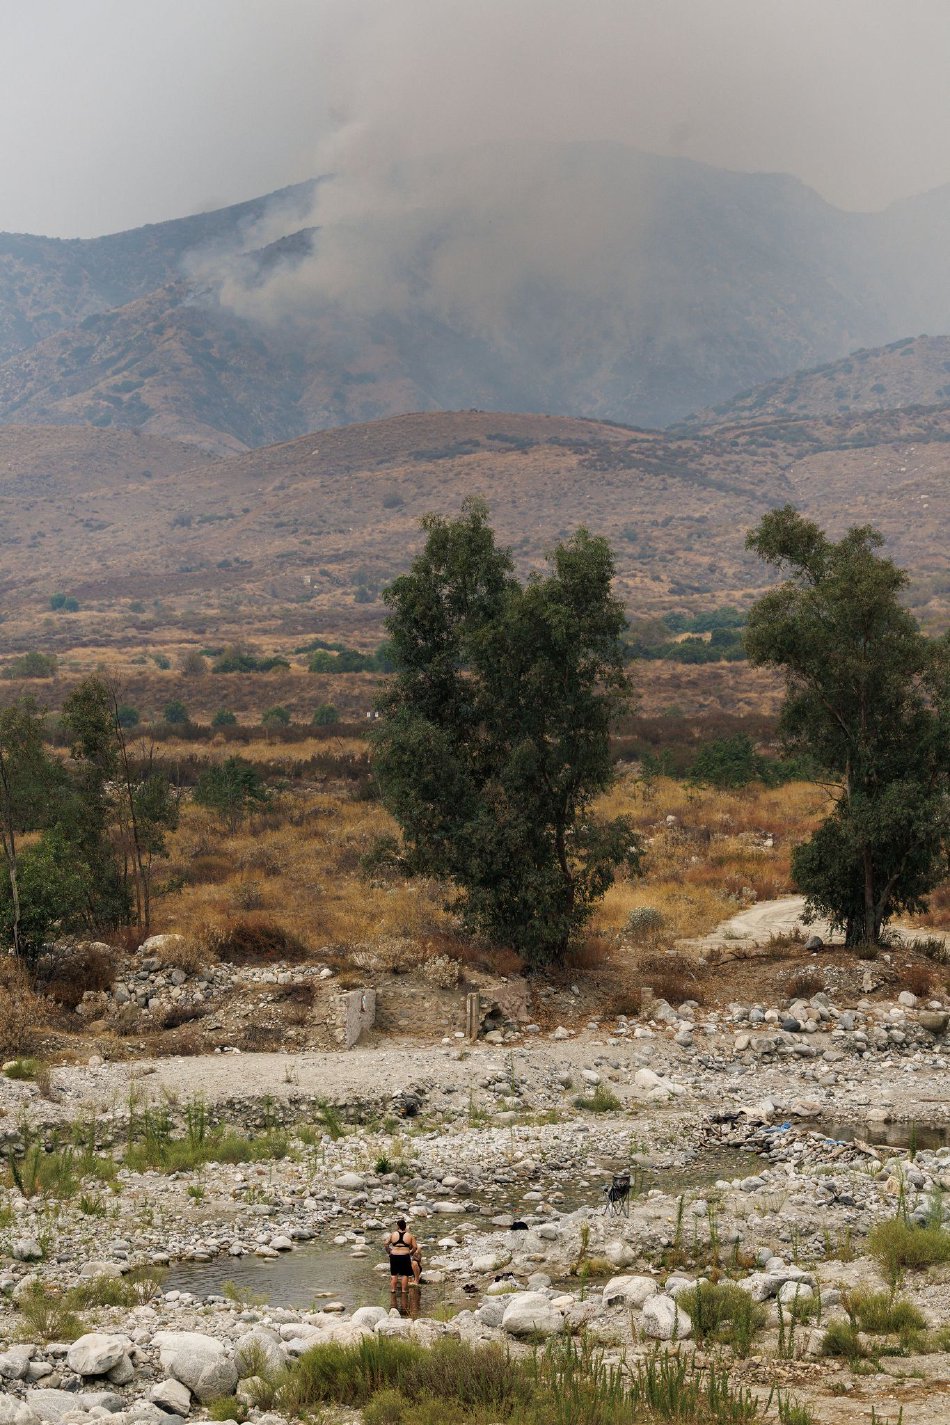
[746,505,950,945]
[373,500,642,965]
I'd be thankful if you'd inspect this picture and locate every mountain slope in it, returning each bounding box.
[0,405,945,665]
[7,146,950,447]
[687,334,950,426]
[0,181,317,366]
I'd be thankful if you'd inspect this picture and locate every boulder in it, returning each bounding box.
[234,1328,286,1377]
[475,1298,508,1328]
[66,1333,130,1377]
[603,1275,658,1309]
[334,1172,365,1190]
[0,1346,34,1380]
[149,1379,192,1416]
[0,1404,40,1425]
[12,1240,42,1262]
[282,1325,328,1357]
[22,1394,79,1424]
[78,1260,126,1279]
[641,1294,691,1341]
[603,1241,636,1269]
[153,1332,238,1404]
[107,1354,135,1386]
[501,1292,564,1338]
[778,1280,814,1307]
[350,1306,389,1329]
[140,933,186,956]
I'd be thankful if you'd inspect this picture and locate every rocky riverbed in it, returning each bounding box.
[4,980,950,1425]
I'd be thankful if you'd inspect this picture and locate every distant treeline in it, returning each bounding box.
[626,606,747,663]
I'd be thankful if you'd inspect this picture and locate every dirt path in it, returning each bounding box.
[697,894,950,950]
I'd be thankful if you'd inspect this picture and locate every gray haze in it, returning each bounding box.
[3,0,950,238]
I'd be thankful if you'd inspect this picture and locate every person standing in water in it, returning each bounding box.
[385,1218,419,1296]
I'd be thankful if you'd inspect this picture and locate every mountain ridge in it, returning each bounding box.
[4,146,950,448]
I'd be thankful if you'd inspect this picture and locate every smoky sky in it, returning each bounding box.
[3,0,950,238]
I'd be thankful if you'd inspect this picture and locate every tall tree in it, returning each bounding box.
[60,676,178,933]
[0,700,59,957]
[374,500,642,965]
[746,506,950,945]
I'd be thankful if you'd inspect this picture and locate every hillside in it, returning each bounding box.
[0,404,945,669]
[689,334,950,426]
[5,145,950,448]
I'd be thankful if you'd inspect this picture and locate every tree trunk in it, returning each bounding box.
[862,844,877,946]
[0,752,21,958]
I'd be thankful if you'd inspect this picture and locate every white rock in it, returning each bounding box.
[149,1379,192,1416]
[603,1241,636,1269]
[0,1346,33,1380]
[78,1260,125,1280]
[641,1294,691,1341]
[501,1292,563,1338]
[140,933,186,955]
[0,1404,41,1425]
[22,1393,78,1424]
[335,1173,365,1190]
[350,1306,389,1329]
[153,1331,238,1404]
[12,1240,42,1262]
[66,1334,130,1377]
[234,1328,287,1376]
[778,1280,814,1306]
[603,1275,658,1309]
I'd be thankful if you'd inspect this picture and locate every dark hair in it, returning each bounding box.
[396,1218,406,1230]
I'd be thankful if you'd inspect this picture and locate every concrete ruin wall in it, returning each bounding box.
[332,988,376,1049]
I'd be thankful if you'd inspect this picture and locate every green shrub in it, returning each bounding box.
[194,757,267,829]
[868,1218,950,1283]
[571,1083,621,1113]
[15,1283,85,1342]
[363,1388,410,1425]
[162,699,188,725]
[49,593,79,612]
[261,705,291,728]
[678,1281,766,1355]
[116,705,140,728]
[313,703,340,726]
[843,1287,926,1340]
[275,1333,778,1425]
[1,651,57,680]
[820,1320,866,1360]
[212,708,237,727]
[624,906,665,935]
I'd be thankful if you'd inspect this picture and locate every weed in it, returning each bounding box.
[868,1217,950,1286]
[572,1083,622,1113]
[775,1397,816,1425]
[820,1320,867,1361]
[2,1058,42,1080]
[678,1281,765,1356]
[223,1279,270,1308]
[15,1282,86,1342]
[274,1333,768,1425]
[79,1192,106,1216]
[843,1288,926,1344]
[208,1397,248,1422]
[315,1100,345,1141]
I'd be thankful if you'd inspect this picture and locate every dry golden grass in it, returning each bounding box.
[154,796,456,958]
[0,959,48,1057]
[591,775,829,943]
[149,772,837,968]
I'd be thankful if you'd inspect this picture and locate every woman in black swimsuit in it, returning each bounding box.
[385,1218,419,1295]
